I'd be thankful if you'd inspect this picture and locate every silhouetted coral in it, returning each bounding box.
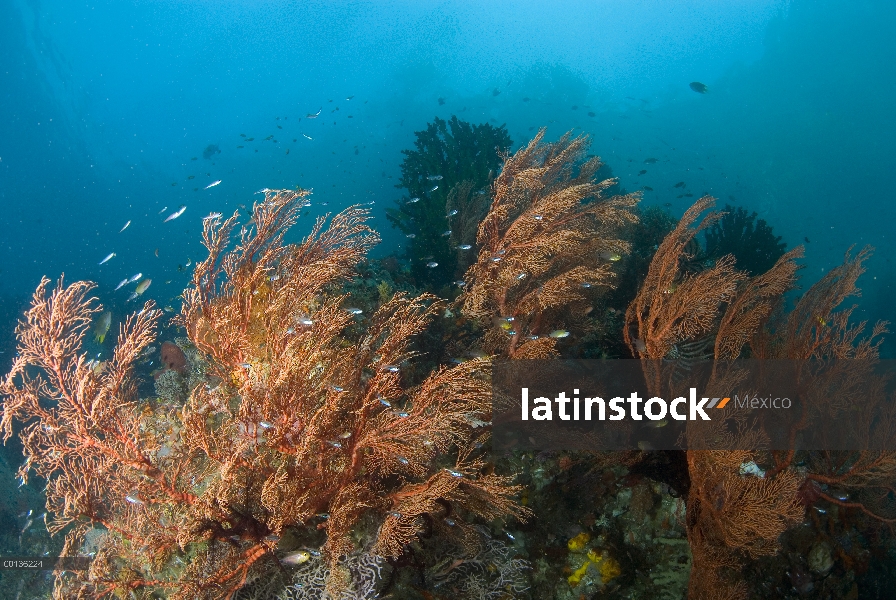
[703,204,787,276]
[387,116,511,289]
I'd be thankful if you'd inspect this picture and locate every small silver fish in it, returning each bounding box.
[307,108,322,118]
[158,206,168,214]
[204,180,222,189]
[456,244,472,250]
[302,133,313,140]
[447,209,458,216]
[407,197,420,203]
[441,230,452,236]
[426,261,438,268]
[344,307,363,315]
[454,280,466,287]
[114,279,129,290]
[128,272,142,283]
[164,206,187,222]
[428,185,439,192]
[119,220,131,233]
[444,469,464,478]
[98,252,116,265]
[427,175,443,181]
[203,212,223,221]
[406,234,416,239]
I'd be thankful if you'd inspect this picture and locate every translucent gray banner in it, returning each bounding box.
[492,359,896,452]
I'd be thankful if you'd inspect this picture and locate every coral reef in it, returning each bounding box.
[387,116,511,288]
[3,126,896,600]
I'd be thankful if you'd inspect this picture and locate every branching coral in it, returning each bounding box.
[387,116,511,288]
[625,197,893,599]
[461,129,639,358]
[1,190,528,599]
[704,204,787,276]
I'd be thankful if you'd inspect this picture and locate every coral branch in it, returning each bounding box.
[462,129,638,357]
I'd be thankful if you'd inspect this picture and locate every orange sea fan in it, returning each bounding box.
[461,129,639,358]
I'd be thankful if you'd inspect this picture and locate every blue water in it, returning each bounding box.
[1,0,894,340]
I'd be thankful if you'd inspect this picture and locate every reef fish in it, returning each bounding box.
[119,220,131,233]
[202,144,221,159]
[600,251,622,262]
[204,180,221,189]
[98,252,116,265]
[94,311,112,344]
[281,550,312,566]
[164,206,187,222]
[689,81,708,94]
[128,279,152,300]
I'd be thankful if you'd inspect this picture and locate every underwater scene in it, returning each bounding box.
[1,0,896,598]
